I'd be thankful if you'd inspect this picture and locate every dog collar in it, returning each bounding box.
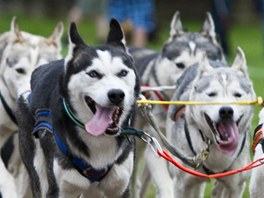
[62,98,85,129]
[31,98,112,182]
[0,91,17,125]
[252,124,264,154]
[184,117,247,174]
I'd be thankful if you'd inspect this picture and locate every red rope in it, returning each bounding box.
[157,149,264,179]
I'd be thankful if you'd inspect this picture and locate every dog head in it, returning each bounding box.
[0,17,63,99]
[159,11,225,85]
[63,19,139,137]
[187,48,255,156]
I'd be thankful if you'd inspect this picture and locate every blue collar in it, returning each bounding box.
[31,97,112,182]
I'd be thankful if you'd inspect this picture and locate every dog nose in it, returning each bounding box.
[108,89,125,105]
[219,106,234,119]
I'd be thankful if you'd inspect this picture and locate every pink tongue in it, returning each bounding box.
[85,105,115,136]
[216,121,239,156]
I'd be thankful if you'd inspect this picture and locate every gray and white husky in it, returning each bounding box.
[0,17,63,148]
[131,12,225,198]
[166,48,256,198]
[249,108,264,198]
[16,19,140,198]
[0,17,63,198]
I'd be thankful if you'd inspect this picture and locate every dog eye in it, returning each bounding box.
[87,70,102,79]
[176,63,185,69]
[117,69,128,77]
[207,92,217,97]
[234,92,242,98]
[16,68,26,74]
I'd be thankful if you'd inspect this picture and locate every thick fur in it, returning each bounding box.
[0,17,63,147]
[249,108,264,198]
[0,17,63,198]
[166,48,255,198]
[17,19,140,198]
[130,12,225,198]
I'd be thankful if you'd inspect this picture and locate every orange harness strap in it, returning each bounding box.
[252,124,263,154]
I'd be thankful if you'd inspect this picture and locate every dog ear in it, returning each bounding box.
[46,21,64,48]
[231,47,249,78]
[64,23,86,69]
[169,11,184,38]
[68,22,86,46]
[202,12,217,39]
[106,19,126,50]
[10,16,24,43]
[197,52,213,77]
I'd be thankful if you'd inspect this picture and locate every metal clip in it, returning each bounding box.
[139,131,162,156]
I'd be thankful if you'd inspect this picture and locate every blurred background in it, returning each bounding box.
[0,0,263,197]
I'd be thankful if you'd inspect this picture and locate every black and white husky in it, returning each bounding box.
[130,12,226,198]
[16,19,139,197]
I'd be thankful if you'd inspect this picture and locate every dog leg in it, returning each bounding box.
[212,180,246,198]
[131,140,146,198]
[0,156,17,198]
[139,163,150,198]
[17,97,42,198]
[144,146,174,198]
[98,152,134,198]
[172,174,206,198]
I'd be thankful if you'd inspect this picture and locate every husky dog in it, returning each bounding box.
[0,17,63,148]
[249,108,264,198]
[166,48,255,198]
[131,12,225,198]
[16,19,140,198]
[0,17,63,197]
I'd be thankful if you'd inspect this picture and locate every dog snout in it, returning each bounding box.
[219,106,234,119]
[108,89,125,105]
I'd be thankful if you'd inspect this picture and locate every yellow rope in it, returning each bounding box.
[137,96,264,106]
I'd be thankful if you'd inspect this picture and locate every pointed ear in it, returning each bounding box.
[68,22,86,46]
[46,21,64,47]
[107,18,126,50]
[169,11,184,38]
[231,47,249,78]
[201,12,216,38]
[64,23,86,69]
[196,52,213,78]
[10,16,24,43]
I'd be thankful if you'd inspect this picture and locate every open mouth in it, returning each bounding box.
[204,113,242,156]
[84,96,123,136]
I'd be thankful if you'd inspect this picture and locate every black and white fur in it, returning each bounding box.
[166,48,255,197]
[130,12,226,198]
[16,19,139,197]
[0,17,63,198]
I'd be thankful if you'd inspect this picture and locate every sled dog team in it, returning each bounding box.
[0,11,263,198]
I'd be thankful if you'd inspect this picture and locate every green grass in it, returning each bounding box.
[1,13,264,198]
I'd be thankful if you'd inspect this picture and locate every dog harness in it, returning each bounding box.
[252,124,264,154]
[31,96,112,183]
[174,105,247,174]
[0,91,17,125]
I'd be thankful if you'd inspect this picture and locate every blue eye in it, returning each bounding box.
[117,69,128,77]
[87,70,102,79]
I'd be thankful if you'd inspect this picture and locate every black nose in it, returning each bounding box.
[108,89,125,105]
[219,106,234,119]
